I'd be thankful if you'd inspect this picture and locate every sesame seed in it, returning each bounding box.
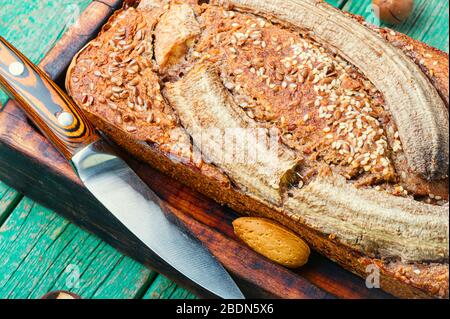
[225,82,235,90]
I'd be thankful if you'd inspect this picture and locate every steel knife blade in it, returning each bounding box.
[0,36,244,299]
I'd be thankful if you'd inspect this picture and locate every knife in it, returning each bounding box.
[0,36,244,299]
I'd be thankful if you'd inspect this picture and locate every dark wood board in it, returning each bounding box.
[0,0,392,299]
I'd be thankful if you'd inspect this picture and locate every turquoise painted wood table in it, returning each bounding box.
[0,0,448,299]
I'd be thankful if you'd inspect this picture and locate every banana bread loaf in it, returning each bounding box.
[66,0,449,298]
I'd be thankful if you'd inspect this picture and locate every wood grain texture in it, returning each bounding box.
[343,0,449,52]
[143,275,198,299]
[0,0,93,107]
[0,197,155,299]
[0,182,22,226]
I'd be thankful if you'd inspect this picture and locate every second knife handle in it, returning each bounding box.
[0,36,100,160]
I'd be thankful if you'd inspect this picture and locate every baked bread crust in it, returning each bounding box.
[66,0,449,298]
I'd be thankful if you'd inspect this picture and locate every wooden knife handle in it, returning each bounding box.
[0,36,100,160]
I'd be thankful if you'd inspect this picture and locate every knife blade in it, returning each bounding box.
[0,36,244,299]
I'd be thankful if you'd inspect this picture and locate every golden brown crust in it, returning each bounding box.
[66,1,449,298]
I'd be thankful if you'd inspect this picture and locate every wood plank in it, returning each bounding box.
[0,182,22,226]
[143,275,198,299]
[0,197,156,299]
[343,0,449,52]
[90,257,157,299]
[0,0,93,107]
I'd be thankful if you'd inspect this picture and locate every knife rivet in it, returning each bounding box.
[57,112,74,127]
[9,62,25,76]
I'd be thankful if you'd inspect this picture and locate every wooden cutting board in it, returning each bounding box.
[0,0,393,299]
